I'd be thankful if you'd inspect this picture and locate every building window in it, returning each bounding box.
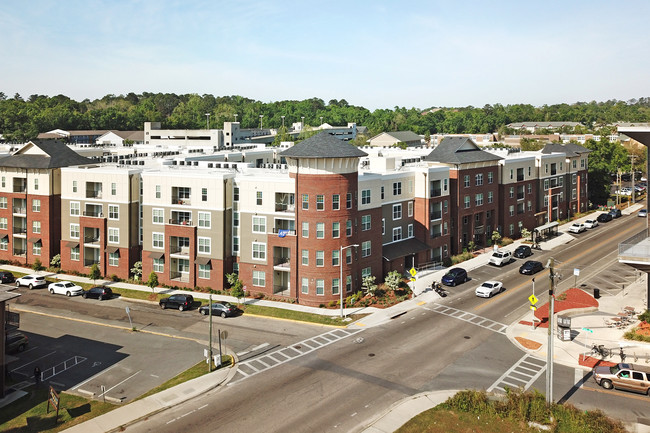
[108,204,119,220]
[32,241,41,256]
[70,247,79,261]
[0,197,6,209]
[0,217,6,230]
[201,188,207,202]
[382,218,385,235]
[109,252,119,267]
[332,194,340,210]
[332,278,340,295]
[361,215,371,231]
[233,186,239,201]
[393,204,402,220]
[381,186,385,199]
[408,224,414,238]
[572,188,577,200]
[393,227,402,242]
[572,173,577,184]
[464,175,470,187]
[332,222,340,238]
[32,199,40,212]
[252,242,266,260]
[509,187,514,198]
[393,182,402,195]
[316,194,324,210]
[198,212,211,228]
[111,182,117,195]
[252,270,265,287]
[509,169,514,180]
[361,267,371,278]
[302,221,309,237]
[153,232,164,249]
[302,249,309,265]
[233,211,239,227]
[475,193,483,206]
[464,195,470,209]
[198,264,210,279]
[1,177,4,188]
[544,179,549,190]
[316,279,324,295]
[528,183,532,194]
[528,200,532,211]
[475,174,483,186]
[153,258,164,272]
[252,216,266,233]
[302,194,309,210]
[155,185,161,198]
[315,222,324,239]
[332,250,339,266]
[108,228,119,244]
[198,237,211,254]
[346,220,352,236]
[346,275,352,292]
[32,221,41,234]
[361,189,371,205]
[443,200,448,213]
[509,224,515,235]
[443,222,448,235]
[256,191,263,205]
[316,250,324,267]
[488,191,493,203]
[346,193,352,209]
[408,201,413,217]
[346,248,352,264]
[509,205,515,216]
[232,237,239,254]
[361,240,371,257]
[488,172,493,184]
[544,196,549,208]
[301,278,309,294]
[73,180,78,193]
[70,223,80,239]
[153,208,164,224]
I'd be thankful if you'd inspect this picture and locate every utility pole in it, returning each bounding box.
[208,294,213,372]
[630,155,637,205]
[546,258,556,405]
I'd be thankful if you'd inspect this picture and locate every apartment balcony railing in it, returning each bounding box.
[12,227,26,235]
[13,249,26,257]
[430,188,442,197]
[619,229,650,264]
[431,231,442,239]
[272,286,290,296]
[169,246,190,255]
[169,219,194,226]
[431,211,442,220]
[172,198,191,206]
[517,175,525,181]
[517,193,525,200]
[86,190,102,199]
[275,204,295,213]
[272,228,296,236]
[13,207,26,215]
[84,236,100,245]
[273,257,291,268]
[84,259,100,267]
[83,211,104,218]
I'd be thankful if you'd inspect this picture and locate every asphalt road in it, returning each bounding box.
[122,210,650,432]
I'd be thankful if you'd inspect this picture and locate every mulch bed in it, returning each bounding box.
[523,288,599,329]
[578,354,617,368]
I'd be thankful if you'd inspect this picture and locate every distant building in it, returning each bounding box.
[367,131,423,147]
[507,122,583,133]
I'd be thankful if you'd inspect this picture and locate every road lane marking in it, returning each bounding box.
[72,363,119,390]
[426,305,507,334]
[98,370,141,398]
[487,354,546,393]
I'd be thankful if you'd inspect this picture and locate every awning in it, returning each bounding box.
[148,251,164,260]
[66,241,79,248]
[1,234,8,240]
[382,238,430,262]
[106,246,119,254]
[29,238,41,244]
[534,221,559,232]
[195,257,211,266]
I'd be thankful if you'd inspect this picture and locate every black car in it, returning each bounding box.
[513,245,532,259]
[199,302,238,318]
[0,271,15,283]
[5,331,28,353]
[160,294,194,311]
[519,260,544,275]
[597,212,613,223]
[441,267,468,287]
[609,208,622,218]
[82,286,113,300]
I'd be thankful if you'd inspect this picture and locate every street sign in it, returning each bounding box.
[530,305,537,311]
[582,327,593,333]
[409,267,417,277]
[125,306,130,314]
[410,277,416,282]
[528,294,538,305]
[574,268,580,276]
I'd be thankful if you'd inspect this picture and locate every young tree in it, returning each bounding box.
[491,230,502,246]
[146,271,159,293]
[32,259,44,272]
[130,261,142,281]
[226,273,245,303]
[362,275,378,296]
[89,263,101,284]
[50,254,61,268]
[384,270,402,292]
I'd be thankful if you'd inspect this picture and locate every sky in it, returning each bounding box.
[2,0,650,111]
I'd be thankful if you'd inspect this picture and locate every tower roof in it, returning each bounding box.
[280,132,367,159]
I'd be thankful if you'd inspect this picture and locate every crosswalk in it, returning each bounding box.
[426,304,508,334]
[487,354,547,393]
[230,327,364,384]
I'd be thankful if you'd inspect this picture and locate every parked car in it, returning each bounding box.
[475,281,504,298]
[609,208,622,218]
[5,331,28,353]
[0,271,15,283]
[49,281,83,297]
[639,209,648,218]
[160,294,194,311]
[16,274,47,289]
[513,245,533,259]
[82,286,113,300]
[568,223,586,234]
[199,302,238,318]
[584,219,598,229]
[441,268,468,287]
[519,260,544,275]
[593,363,650,394]
[597,212,613,223]
[489,249,512,267]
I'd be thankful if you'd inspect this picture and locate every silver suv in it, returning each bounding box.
[489,250,512,267]
[593,363,650,394]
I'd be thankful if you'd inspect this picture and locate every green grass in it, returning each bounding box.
[398,406,540,433]
[240,303,352,326]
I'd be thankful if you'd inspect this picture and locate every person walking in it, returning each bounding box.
[33,366,41,387]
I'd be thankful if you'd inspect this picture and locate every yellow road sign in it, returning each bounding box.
[409,267,417,277]
[410,277,416,282]
[530,305,537,311]
[528,294,538,305]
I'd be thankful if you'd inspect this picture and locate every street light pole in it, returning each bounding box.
[340,244,359,318]
[546,258,556,405]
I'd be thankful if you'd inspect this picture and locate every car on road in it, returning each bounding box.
[5,331,28,353]
[519,260,544,275]
[475,280,504,298]
[489,249,512,267]
[593,363,650,394]
[609,208,622,218]
[639,209,648,218]
[584,219,598,229]
[597,212,613,223]
[82,286,113,300]
[199,302,238,318]
[160,294,194,311]
[16,274,47,289]
[49,281,83,297]
[0,271,15,283]
[441,268,468,287]
[568,223,586,234]
[513,245,532,259]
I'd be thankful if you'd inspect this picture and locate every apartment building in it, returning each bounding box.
[541,142,590,217]
[0,140,94,266]
[499,154,539,238]
[60,166,142,279]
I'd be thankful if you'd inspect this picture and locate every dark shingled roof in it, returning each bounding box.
[1,140,96,169]
[541,142,592,157]
[423,137,502,164]
[280,132,367,159]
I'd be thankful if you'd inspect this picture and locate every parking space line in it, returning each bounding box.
[10,350,56,373]
[72,363,119,390]
[98,370,141,398]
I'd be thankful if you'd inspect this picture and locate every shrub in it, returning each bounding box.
[501,237,514,246]
[50,254,61,268]
[110,274,120,282]
[328,300,337,308]
[451,251,474,265]
[32,259,44,272]
[384,270,402,292]
[638,309,650,323]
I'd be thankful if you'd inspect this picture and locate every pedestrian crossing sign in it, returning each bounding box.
[528,294,538,305]
[409,267,417,277]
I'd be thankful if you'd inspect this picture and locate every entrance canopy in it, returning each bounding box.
[382,238,430,261]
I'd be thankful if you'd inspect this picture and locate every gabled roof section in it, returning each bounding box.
[280,132,367,159]
[423,137,502,164]
[541,142,592,157]
[367,131,422,142]
[1,140,96,169]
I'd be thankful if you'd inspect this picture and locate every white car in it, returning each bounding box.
[569,223,586,234]
[584,219,598,229]
[475,281,504,298]
[489,250,512,267]
[48,281,83,297]
[16,274,48,289]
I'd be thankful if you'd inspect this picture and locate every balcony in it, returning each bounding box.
[13,179,26,193]
[86,182,103,199]
[430,188,442,197]
[272,228,296,236]
[517,175,525,181]
[168,219,194,226]
[619,229,650,271]
[275,192,295,212]
[431,210,442,220]
[172,198,191,206]
[83,211,104,218]
[12,227,26,235]
[273,257,290,269]
[517,193,525,200]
